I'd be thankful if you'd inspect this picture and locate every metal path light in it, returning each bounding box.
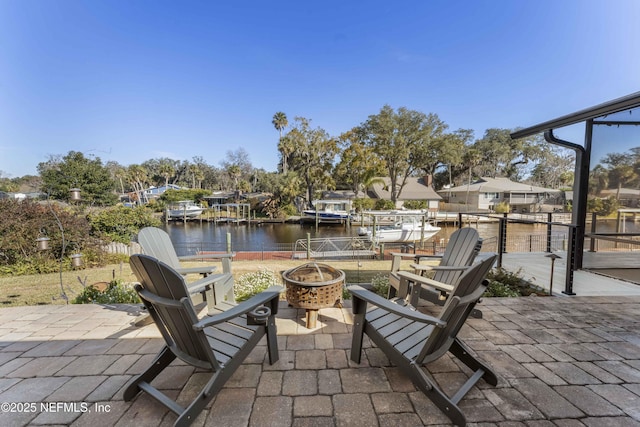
[36,236,50,251]
[545,253,562,296]
[69,188,82,201]
[71,253,83,268]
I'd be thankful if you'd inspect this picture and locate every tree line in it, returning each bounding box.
[3,104,638,215]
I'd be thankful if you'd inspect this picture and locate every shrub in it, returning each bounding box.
[280,203,298,217]
[88,205,160,244]
[587,196,620,217]
[234,269,281,302]
[484,279,521,297]
[371,273,390,297]
[72,279,140,304]
[484,267,543,297]
[352,198,375,212]
[0,198,100,276]
[374,199,396,210]
[403,200,427,210]
[494,201,510,213]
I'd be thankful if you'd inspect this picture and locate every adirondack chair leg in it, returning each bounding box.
[411,364,467,427]
[123,346,176,401]
[449,339,498,386]
[409,279,421,307]
[201,287,216,312]
[349,295,367,364]
[470,308,483,319]
[175,372,223,427]
[266,318,279,365]
[387,274,399,299]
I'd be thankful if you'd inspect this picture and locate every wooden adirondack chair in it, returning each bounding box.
[125,254,281,427]
[388,227,482,308]
[349,255,498,427]
[138,226,235,309]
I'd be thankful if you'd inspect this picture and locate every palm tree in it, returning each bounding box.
[462,148,482,210]
[127,164,149,204]
[188,164,201,189]
[158,162,175,189]
[227,165,241,190]
[272,112,289,173]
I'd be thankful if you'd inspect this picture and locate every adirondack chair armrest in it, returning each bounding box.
[414,254,443,261]
[457,279,489,305]
[410,264,471,272]
[390,252,422,260]
[348,285,447,327]
[178,252,236,261]
[176,266,218,276]
[193,285,284,330]
[136,285,189,309]
[183,273,231,295]
[397,271,455,293]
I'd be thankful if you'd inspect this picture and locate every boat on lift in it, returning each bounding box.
[167,201,205,219]
[357,213,441,243]
[302,199,353,224]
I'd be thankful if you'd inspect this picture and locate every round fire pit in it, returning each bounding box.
[282,263,345,329]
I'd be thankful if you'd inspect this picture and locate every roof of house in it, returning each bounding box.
[601,188,640,198]
[144,184,182,194]
[369,177,442,201]
[441,177,560,194]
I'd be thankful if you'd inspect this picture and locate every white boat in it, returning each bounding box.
[303,199,353,223]
[167,201,204,219]
[359,216,441,243]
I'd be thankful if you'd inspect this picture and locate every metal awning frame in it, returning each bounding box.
[511,91,640,294]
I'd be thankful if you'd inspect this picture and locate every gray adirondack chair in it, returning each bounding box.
[389,227,482,307]
[138,226,235,308]
[349,254,498,427]
[125,254,281,427]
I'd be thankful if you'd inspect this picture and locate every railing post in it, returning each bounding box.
[457,212,463,229]
[589,212,597,252]
[546,212,552,253]
[563,226,577,295]
[497,215,507,268]
[306,233,311,260]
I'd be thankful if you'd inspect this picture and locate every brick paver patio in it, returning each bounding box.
[0,295,639,426]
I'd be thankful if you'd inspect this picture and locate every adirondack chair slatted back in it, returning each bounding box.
[431,227,481,285]
[138,227,183,271]
[418,254,496,363]
[129,255,216,369]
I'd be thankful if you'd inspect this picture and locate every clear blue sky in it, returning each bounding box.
[1,0,639,178]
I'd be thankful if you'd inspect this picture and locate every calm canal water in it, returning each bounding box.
[162,218,639,254]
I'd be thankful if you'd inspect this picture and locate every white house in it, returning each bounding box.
[601,188,640,207]
[143,184,183,200]
[439,177,561,213]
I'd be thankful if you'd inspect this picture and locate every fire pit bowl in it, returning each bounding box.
[282,262,345,328]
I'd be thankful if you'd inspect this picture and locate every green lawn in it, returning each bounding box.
[0,259,400,307]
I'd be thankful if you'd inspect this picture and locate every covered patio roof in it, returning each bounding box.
[511,91,640,138]
[510,91,640,292]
